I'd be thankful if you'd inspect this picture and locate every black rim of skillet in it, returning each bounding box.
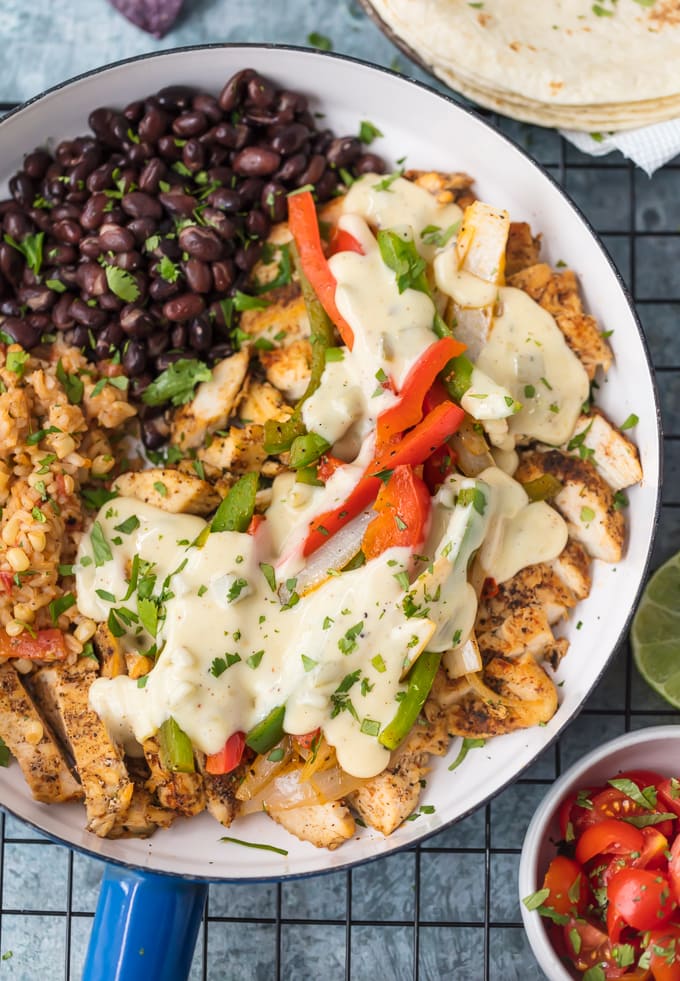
[0,42,664,885]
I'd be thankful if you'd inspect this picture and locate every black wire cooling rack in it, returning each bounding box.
[0,100,678,981]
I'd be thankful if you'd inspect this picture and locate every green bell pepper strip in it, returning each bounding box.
[263,244,339,455]
[159,717,195,773]
[245,704,286,755]
[520,473,563,502]
[289,432,331,469]
[378,651,442,751]
[295,465,324,487]
[211,472,259,533]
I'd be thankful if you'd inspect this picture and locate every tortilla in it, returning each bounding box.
[364,0,680,131]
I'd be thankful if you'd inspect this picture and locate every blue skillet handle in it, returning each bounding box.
[82,864,208,981]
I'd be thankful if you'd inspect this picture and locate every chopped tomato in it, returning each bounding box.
[288,190,355,348]
[646,924,680,981]
[246,514,265,535]
[0,571,13,594]
[658,779,680,820]
[575,818,644,864]
[607,869,676,936]
[558,787,603,839]
[668,835,680,903]
[205,731,246,775]
[481,577,499,601]
[0,627,68,662]
[591,787,674,840]
[563,916,619,975]
[362,466,431,561]
[542,856,588,915]
[294,729,320,751]
[328,227,364,256]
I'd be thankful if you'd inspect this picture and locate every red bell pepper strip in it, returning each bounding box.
[0,627,68,661]
[423,444,457,495]
[288,191,355,349]
[205,731,246,775]
[371,401,465,475]
[362,466,431,560]
[316,455,345,483]
[246,513,265,535]
[377,336,466,443]
[329,227,364,256]
[303,473,382,557]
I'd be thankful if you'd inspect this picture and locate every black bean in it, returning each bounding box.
[157,85,196,112]
[200,208,236,241]
[122,339,147,376]
[127,217,157,246]
[52,294,76,329]
[245,209,270,240]
[79,236,103,260]
[178,226,224,262]
[139,106,171,143]
[270,123,310,157]
[112,250,142,272]
[52,204,82,221]
[278,90,308,115]
[234,241,263,273]
[120,304,154,338]
[141,417,168,450]
[80,193,109,230]
[1,316,42,348]
[210,342,234,361]
[26,312,51,334]
[69,297,107,328]
[124,99,145,123]
[237,177,264,208]
[188,315,213,352]
[95,323,123,360]
[127,142,154,167]
[183,258,213,294]
[155,350,185,372]
[23,150,51,180]
[232,146,281,177]
[354,153,386,175]
[66,325,92,349]
[159,238,181,261]
[261,182,287,222]
[247,75,277,109]
[17,285,55,312]
[170,323,187,348]
[121,191,162,220]
[211,260,235,293]
[147,330,169,358]
[163,293,205,322]
[182,138,206,173]
[0,298,21,317]
[138,158,166,195]
[9,173,35,207]
[98,291,124,312]
[157,134,183,161]
[88,108,115,142]
[326,136,362,168]
[4,210,34,240]
[314,170,339,203]
[0,242,24,284]
[87,162,116,193]
[173,111,208,137]
[51,218,81,244]
[28,209,52,233]
[131,372,153,400]
[212,122,238,148]
[99,222,135,253]
[76,262,107,296]
[276,152,308,183]
[207,187,240,213]
[218,69,257,112]
[149,277,179,302]
[57,265,80,288]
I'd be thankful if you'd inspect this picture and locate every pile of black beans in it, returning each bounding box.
[0,68,386,400]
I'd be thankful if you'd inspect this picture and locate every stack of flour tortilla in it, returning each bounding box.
[364,0,680,131]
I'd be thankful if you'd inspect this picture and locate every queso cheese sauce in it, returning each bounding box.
[76,173,581,780]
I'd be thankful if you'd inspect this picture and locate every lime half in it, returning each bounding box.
[632,551,680,707]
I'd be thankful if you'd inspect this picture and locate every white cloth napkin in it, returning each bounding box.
[560,119,680,177]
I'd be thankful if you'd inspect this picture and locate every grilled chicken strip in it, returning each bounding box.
[428,653,558,739]
[564,410,642,493]
[196,754,242,828]
[268,800,355,849]
[113,468,221,516]
[106,784,175,839]
[505,222,542,278]
[508,263,612,379]
[143,736,206,817]
[404,169,476,209]
[199,424,268,476]
[0,662,82,804]
[516,449,625,562]
[171,349,249,450]
[550,539,592,601]
[31,662,133,836]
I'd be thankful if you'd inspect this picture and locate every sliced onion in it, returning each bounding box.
[238,763,367,815]
[443,635,482,679]
[280,509,373,602]
[235,737,292,802]
[449,417,494,476]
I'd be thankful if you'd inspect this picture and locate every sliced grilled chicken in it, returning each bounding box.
[106,784,175,838]
[143,736,205,817]
[113,468,221,516]
[199,424,267,475]
[564,410,642,492]
[508,264,612,379]
[516,449,625,562]
[240,282,310,345]
[32,662,133,835]
[196,754,242,828]
[0,662,82,804]
[259,338,312,403]
[429,654,558,739]
[238,380,293,425]
[93,622,126,678]
[479,562,578,631]
[268,800,355,849]
[550,539,592,601]
[477,603,558,661]
[505,222,542,278]
[171,350,249,450]
[404,169,476,208]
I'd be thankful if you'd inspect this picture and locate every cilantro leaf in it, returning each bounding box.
[142,359,212,407]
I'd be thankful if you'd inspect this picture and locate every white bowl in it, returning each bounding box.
[0,45,662,881]
[519,725,680,980]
